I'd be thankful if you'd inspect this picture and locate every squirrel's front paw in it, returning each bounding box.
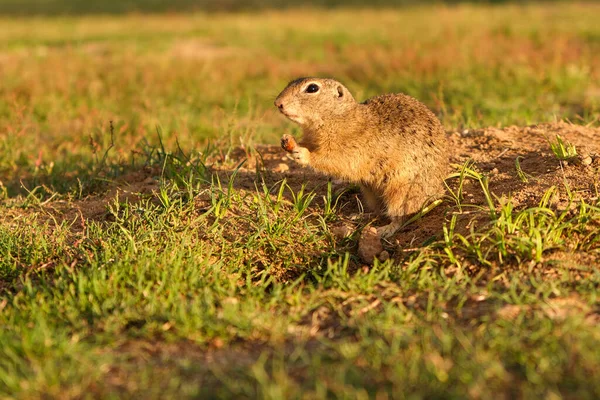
[290,147,311,166]
[281,134,310,166]
[281,134,297,153]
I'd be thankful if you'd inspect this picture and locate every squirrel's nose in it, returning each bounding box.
[274,99,284,111]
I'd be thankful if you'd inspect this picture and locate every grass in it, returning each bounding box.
[1,2,600,398]
[3,148,600,398]
[549,134,579,161]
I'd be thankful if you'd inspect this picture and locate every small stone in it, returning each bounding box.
[491,168,499,174]
[358,227,384,264]
[273,163,289,173]
[581,155,593,166]
[378,250,390,262]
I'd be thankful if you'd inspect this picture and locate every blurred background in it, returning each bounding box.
[0,0,599,195]
[0,0,574,15]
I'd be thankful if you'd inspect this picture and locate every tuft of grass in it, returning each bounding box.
[514,156,532,183]
[549,134,578,161]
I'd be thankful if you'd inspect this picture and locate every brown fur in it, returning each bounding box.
[274,77,448,237]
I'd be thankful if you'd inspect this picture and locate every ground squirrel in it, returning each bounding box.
[275,77,448,238]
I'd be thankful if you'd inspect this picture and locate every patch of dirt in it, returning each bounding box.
[452,122,600,208]
[40,167,163,232]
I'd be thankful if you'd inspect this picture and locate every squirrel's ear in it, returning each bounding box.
[337,86,344,98]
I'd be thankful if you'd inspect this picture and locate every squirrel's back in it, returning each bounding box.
[363,93,445,142]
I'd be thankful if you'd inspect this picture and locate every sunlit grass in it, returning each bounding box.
[1,3,600,398]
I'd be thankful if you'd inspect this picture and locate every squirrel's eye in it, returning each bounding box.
[305,84,319,93]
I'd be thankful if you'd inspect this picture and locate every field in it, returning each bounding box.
[1,2,600,398]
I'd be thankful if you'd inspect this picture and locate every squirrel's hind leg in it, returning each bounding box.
[376,218,403,239]
[359,184,384,214]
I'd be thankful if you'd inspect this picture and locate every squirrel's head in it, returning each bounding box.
[274,77,356,128]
